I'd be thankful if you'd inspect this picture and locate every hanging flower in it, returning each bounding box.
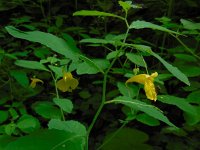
[126,72,158,101]
[30,78,44,88]
[56,72,78,92]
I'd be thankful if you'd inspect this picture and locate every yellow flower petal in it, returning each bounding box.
[126,74,149,84]
[126,72,158,101]
[30,78,44,88]
[144,79,157,101]
[56,72,78,92]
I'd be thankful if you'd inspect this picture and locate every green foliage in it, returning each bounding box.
[102,128,152,150]
[5,26,79,60]
[107,96,175,127]
[1,0,200,149]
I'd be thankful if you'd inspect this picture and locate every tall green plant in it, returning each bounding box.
[2,1,197,150]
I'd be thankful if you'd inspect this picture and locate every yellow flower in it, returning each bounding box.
[126,72,158,101]
[30,78,44,88]
[56,72,78,92]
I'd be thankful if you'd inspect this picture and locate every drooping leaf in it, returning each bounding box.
[107,96,175,127]
[186,90,200,104]
[106,50,124,60]
[48,65,63,78]
[15,60,49,71]
[129,20,180,34]
[77,56,110,74]
[80,38,113,44]
[126,53,146,67]
[73,10,123,20]
[151,52,190,85]
[9,70,29,87]
[180,19,200,30]
[53,98,73,113]
[158,95,196,115]
[5,26,78,60]
[136,113,160,126]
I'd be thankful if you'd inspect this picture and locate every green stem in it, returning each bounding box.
[172,34,200,60]
[50,71,65,121]
[85,18,130,150]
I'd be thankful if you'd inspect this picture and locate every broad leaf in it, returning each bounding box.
[32,101,61,119]
[17,115,40,133]
[48,119,86,136]
[102,128,152,150]
[15,60,49,71]
[53,98,73,113]
[5,26,78,60]
[107,96,175,127]
[5,129,85,150]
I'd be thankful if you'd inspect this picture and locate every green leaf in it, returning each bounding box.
[80,38,112,44]
[5,129,85,150]
[53,98,73,113]
[180,19,200,30]
[119,1,132,13]
[17,115,40,133]
[0,135,16,149]
[0,110,9,124]
[102,128,152,150]
[73,10,123,20]
[5,26,78,60]
[15,60,49,71]
[106,50,124,60]
[151,52,190,85]
[107,96,175,127]
[117,82,138,98]
[9,70,29,87]
[48,65,63,78]
[122,43,152,54]
[5,123,16,136]
[136,113,160,126]
[186,90,200,104]
[178,65,200,77]
[158,95,196,115]
[129,20,180,34]
[126,53,146,67]
[32,101,61,119]
[174,54,197,62]
[183,106,200,125]
[48,119,86,136]
[77,56,110,74]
